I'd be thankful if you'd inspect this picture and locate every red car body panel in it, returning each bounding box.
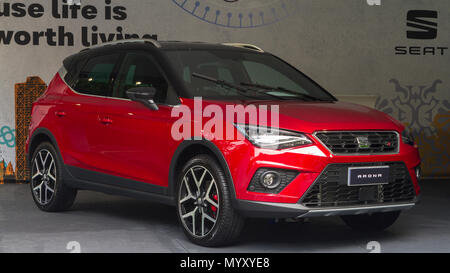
[27,72,421,205]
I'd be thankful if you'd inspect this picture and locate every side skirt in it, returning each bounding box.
[62,165,175,206]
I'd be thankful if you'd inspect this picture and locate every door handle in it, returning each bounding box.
[100,117,113,125]
[55,111,66,117]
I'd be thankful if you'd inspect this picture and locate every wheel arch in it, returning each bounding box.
[168,140,237,201]
[28,128,63,167]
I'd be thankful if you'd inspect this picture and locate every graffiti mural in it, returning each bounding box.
[0,76,47,183]
[0,125,16,184]
[171,0,299,28]
[376,80,450,177]
[0,159,16,184]
[0,125,15,148]
[15,77,47,182]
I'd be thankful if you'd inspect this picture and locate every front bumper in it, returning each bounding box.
[222,133,421,203]
[235,199,417,218]
[234,161,420,218]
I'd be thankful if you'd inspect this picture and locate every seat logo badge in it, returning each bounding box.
[407,10,438,40]
[356,136,370,149]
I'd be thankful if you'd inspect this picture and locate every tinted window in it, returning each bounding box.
[115,53,169,103]
[74,54,120,96]
[243,61,305,94]
[164,50,335,101]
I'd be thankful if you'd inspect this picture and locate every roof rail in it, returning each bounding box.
[222,43,264,53]
[82,38,161,51]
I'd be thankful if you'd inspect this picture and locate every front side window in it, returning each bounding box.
[74,54,120,97]
[114,53,169,103]
[164,49,336,101]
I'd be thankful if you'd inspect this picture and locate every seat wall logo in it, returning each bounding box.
[395,10,448,56]
[406,10,438,39]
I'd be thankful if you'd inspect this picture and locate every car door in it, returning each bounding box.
[96,52,180,187]
[59,53,123,171]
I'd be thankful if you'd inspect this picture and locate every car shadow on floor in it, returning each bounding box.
[235,218,403,252]
[70,192,410,252]
[71,196,179,226]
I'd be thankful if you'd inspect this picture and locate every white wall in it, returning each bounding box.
[0,0,448,176]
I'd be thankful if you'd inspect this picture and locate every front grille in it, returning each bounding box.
[314,131,399,154]
[300,162,416,208]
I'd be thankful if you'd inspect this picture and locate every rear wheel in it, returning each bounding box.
[176,155,244,247]
[30,142,77,212]
[341,211,401,232]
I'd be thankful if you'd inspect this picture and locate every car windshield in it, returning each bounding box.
[164,49,336,101]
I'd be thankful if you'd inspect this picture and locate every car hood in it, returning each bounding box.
[196,99,404,134]
[271,101,403,133]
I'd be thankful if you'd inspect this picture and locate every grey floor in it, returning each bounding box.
[0,180,449,253]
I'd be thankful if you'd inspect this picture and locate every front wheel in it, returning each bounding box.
[341,211,401,232]
[176,155,244,247]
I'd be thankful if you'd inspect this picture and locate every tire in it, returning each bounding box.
[341,211,401,232]
[30,142,77,212]
[176,154,244,247]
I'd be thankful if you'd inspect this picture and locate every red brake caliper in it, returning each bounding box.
[211,194,218,215]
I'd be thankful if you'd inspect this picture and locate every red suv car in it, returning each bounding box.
[27,39,421,246]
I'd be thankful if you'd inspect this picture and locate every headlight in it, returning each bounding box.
[401,128,415,146]
[234,124,313,149]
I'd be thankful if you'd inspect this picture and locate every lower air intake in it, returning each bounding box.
[300,162,416,208]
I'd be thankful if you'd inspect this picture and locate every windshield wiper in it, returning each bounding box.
[192,73,249,93]
[240,82,328,101]
[192,73,284,100]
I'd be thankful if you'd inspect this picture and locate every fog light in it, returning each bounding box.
[248,168,299,194]
[260,171,281,189]
[415,166,421,180]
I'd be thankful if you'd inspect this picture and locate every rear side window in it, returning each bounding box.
[74,54,120,97]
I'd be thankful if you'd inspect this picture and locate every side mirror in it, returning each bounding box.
[126,87,159,111]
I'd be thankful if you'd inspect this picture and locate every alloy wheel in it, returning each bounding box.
[31,149,57,205]
[178,165,220,238]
